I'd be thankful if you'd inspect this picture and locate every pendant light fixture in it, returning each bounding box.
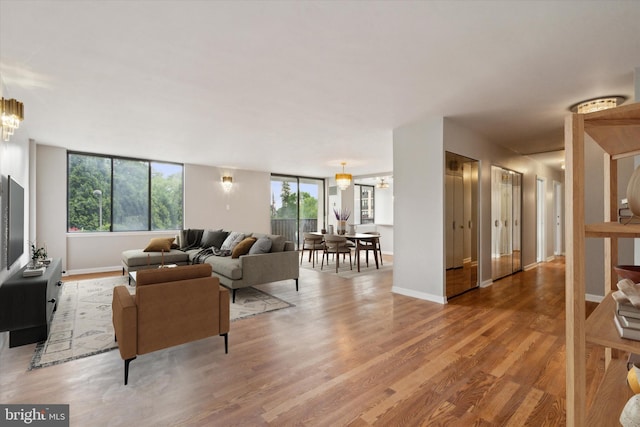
[335,162,352,191]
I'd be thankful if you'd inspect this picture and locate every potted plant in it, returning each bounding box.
[30,242,47,269]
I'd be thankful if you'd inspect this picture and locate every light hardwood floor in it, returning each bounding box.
[0,257,607,426]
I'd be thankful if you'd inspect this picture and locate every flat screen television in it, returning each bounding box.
[7,175,25,269]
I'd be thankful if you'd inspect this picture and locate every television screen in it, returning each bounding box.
[7,175,25,269]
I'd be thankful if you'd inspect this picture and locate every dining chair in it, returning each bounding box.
[321,234,352,273]
[356,232,382,268]
[300,232,325,267]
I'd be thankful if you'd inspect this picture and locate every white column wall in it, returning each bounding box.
[392,116,446,303]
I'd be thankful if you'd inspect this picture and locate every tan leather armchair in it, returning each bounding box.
[112,263,230,385]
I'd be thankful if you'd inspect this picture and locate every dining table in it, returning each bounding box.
[311,232,380,273]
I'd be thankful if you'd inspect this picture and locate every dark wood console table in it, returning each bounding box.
[0,259,62,347]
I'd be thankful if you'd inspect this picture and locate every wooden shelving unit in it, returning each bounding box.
[566,102,640,426]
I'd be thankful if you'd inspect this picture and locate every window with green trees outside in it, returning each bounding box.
[67,152,183,232]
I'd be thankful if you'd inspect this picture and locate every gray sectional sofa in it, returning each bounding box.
[121,229,299,302]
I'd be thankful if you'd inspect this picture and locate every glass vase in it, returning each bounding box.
[337,220,347,235]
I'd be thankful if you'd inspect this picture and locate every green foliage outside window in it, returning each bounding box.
[151,163,183,230]
[68,153,183,232]
[68,154,112,232]
[272,180,317,219]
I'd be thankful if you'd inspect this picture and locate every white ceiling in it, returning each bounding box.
[1,1,638,178]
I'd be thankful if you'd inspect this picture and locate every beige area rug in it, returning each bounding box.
[29,276,292,370]
[300,255,392,279]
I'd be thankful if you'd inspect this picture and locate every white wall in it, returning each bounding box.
[184,164,271,233]
[36,144,273,275]
[0,93,30,350]
[375,182,394,225]
[374,182,394,254]
[35,145,67,271]
[393,116,446,303]
[0,136,30,279]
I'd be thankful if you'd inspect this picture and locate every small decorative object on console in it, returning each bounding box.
[30,242,47,269]
[23,267,46,277]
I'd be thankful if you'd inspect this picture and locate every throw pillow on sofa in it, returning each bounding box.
[179,229,204,250]
[232,237,257,258]
[267,234,286,252]
[143,237,175,252]
[220,232,245,252]
[249,236,272,254]
[200,229,228,249]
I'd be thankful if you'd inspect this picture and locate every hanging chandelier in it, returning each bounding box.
[335,162,352,191]
[1,98,24,142]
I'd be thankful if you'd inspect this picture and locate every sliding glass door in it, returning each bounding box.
[270,175,325,248]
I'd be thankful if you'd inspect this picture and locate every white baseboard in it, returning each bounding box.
[391,286,447,304]
[546,255,556,262]
[480,279,493,288]
[66,265,123,276]
[524,262,539,271]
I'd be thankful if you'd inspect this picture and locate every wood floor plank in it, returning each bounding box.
[0,257,608,425]
[504,388,545,426]
[472,377,523,424]
[359,350,461,424]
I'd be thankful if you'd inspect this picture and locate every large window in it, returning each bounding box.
[68,152,183,232]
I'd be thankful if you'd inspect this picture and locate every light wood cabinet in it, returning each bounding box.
[566,102,640,426]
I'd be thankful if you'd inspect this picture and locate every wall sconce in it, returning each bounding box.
[1,97,25,142]
[221,175,233,193]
